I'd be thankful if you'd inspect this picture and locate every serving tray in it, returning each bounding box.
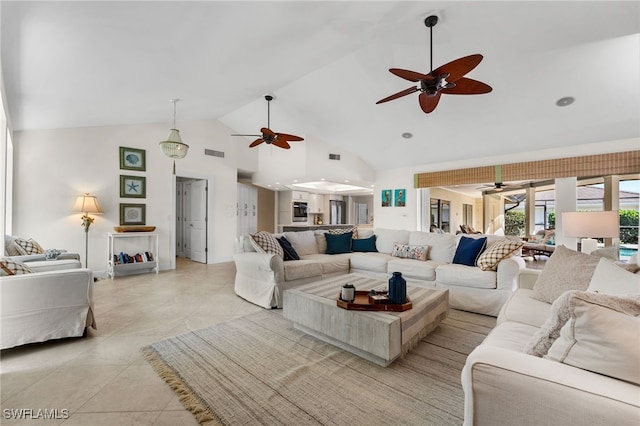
[336,291,412,312]
[113,226,156,233]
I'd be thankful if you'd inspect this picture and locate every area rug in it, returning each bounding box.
[143,309,495,425]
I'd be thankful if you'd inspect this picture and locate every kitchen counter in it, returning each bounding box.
[279,224,355,232]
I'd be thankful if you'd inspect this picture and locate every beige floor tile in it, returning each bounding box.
[60,411,160,425]
[153,409,200,425]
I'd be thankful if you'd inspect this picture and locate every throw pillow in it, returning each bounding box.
[327,227,358,239]
[391,242,428,261]
[325,231,352,254]
[5,237,27,256]
[452,236,487,267]
[590,245,619,261]
[0,258,34,276]
[276,236,300,261]
[524,290,640,358]
[586,258,640,295]
[545,292,640,385]
[250,231,284,258]
[351,235,377,253]
[530,245,600,304]
[14,237,45,255]
[476,239,524,271]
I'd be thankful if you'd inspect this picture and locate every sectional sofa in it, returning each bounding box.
[234,227,525,316]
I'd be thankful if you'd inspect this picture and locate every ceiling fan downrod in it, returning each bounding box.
[424,15,438,73]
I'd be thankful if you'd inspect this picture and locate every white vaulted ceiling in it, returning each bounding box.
[2,1,639,172]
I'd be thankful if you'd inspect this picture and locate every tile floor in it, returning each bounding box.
[1,258,262,425]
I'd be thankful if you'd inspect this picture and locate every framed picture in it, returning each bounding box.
[120,203,146,225]
[395,189,406,207]
[119,147,146,171]
[381,189,392,207]
[120,175,146,198]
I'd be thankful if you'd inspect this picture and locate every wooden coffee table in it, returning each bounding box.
[283,274,448,366]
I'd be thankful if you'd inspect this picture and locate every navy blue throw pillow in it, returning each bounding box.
[452,236,487,266]
[276,236,300,261]
[351,235,378,253]
[325,231,353,254]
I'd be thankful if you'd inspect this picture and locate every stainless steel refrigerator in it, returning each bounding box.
[330,200,345,224]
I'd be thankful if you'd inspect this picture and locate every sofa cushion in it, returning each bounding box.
[476,239,524,271]
[587,258,640,295]
[250,231,284,258]
[374,228,410,254]
[436,263,497,289]
[356,227,375,239]
[409,231,457,263]
[530,245,600,304]
[545,292,640,385]
[452,236,487,267]
[302,253,350,275]
[276,236,300,261]
[283,259,323,281]
[325,232,352,254]
[314,230,328,254]
[351,235,377,253]
[283,231,319,256]
[350,252,394,273]
[481,321,540,353]
[387,258,440,281]
[391,242,428,261]
[499,288,551,328]
[0,258,34,276]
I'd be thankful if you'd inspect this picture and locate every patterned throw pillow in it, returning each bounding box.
[5,237,27,256]
[0,258,35,276]
[327,227,358,239]
[391,243,429,261]
[476,239,524,271]
[250,231,284,258]
[14,237,45,255]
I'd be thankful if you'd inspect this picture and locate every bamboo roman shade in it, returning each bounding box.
[414,150,640,188]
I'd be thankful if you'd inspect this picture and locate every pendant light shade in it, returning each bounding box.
[159,99,189,160]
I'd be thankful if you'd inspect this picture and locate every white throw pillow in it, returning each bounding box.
[587,258,640,295]
[282,231,318,256]
[545,293,640,385]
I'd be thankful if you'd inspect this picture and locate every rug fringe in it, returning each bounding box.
[142,346,225,426]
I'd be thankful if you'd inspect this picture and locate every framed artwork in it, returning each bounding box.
[119,147,146,171]
[395,189,406,207]
[120,175,146,198]
[120,203,146,225]
[381,189,392,207]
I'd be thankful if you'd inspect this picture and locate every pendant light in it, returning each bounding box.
[159,99,189,173]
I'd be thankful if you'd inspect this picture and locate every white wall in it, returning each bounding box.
[12,117,257,274]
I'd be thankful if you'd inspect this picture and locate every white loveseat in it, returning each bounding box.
[234,227,525,316]
[1,264,96,350]
[461,253,640,425]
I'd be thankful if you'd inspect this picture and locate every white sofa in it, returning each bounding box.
[234,227,525,316]
[461,258,640,425]
[1,264,96,350]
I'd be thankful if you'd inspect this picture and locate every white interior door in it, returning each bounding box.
[356,203,368,224]
[183,182,192,258]
[189,179,208,263]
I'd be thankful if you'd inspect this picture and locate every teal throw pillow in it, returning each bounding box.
[352,235,377,253]
[452,236,487,266]
[325,231,353,254]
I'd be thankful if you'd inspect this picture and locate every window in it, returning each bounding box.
[430,198,450,233]
[463,203,473,226]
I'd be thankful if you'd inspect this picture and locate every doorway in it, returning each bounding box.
[176,177,208,264]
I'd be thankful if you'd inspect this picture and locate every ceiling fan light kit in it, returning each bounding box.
[377,15,492,114]
[232,95,304,150]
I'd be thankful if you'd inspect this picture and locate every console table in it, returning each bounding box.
[107,232,159,279]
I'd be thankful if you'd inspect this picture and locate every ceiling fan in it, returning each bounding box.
[232,95,304,149]
[476,166,521,192]
[376,15,492,114]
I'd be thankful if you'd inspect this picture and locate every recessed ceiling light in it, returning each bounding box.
[556,96,575,107]
[402,132,413,139]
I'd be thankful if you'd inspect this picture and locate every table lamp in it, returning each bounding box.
[562,211,619,254]
[73,193,104,267]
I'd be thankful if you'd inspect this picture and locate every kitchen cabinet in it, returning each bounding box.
[291,190,308,201]
[308,193,324,213]
[237,183,257,236]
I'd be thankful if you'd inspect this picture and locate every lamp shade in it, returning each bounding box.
[159,129,189,159]
[73,193,103,214]
[562,211,619,238]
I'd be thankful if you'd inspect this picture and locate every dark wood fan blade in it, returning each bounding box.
[441,77,492,95]
[276,133,304,142]
[272,140,291,149]
[260,127,276,137]
[249,138,264,148]
[418,92,441,114]
[389,68,432,82]
[376,86,419,104]
[433,54,483,83]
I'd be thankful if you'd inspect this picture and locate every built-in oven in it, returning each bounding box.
[292,202,308,222]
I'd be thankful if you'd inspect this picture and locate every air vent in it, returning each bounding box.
[329,153,341,160]
[205,149,224,158]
